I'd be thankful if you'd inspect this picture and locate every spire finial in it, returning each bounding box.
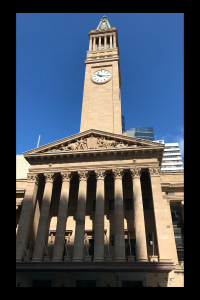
[97,16,111,30]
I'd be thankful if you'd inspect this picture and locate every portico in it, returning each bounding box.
[16,129,172,265]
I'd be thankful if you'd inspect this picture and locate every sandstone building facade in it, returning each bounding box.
[16,16,184,287]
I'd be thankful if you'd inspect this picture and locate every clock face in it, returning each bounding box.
[92,69,111,83]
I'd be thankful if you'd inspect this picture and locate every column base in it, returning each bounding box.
[31,258,43,262]
[84,255,92,262]
[16,258,23,262]
[72,258,84,262]
[115,258,126,262]
[127,255,135,262]
[93,258,104,262]
[51,257,63,262]
[149,255,158,262]
[159,258,172,262]
[136,258,149,262]
[64,255,71,262]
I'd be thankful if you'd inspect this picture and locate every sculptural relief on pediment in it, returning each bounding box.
[43,134,141,153]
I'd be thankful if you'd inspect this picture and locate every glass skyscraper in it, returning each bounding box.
[126,126,155,141]
[122,115,125,132]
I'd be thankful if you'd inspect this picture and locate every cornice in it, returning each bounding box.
[16,261,174,273]
[161,182,184,188]
[24,148,162,168]
[16,189,25,194]
[85,56,119,64]
[25,161,159,174]
[166,195,184,202]
[88,28,117,35]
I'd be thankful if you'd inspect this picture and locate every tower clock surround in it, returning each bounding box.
[91,69,112,84]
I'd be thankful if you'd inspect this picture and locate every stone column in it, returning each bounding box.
[93,37,96,50]
[16,173,39,262]
[110,35,113,48]
[130,168,148,262]
[72,171,89,261]
[181,201,184,222]
[113,33,116,48]
[32,173,55,262]
[104,35,107,49]
[52,172,72,262]
[149,167,170,262]
[94,169,106,262]
[89,36,92,51]
[112,168,126,261]
[98,36,101,50]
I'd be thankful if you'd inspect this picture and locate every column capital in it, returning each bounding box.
[148,167,161,177]
[112,168,124,180]
[44,172,56,183]
[78,170,89,181]
[130,167,142,179]
[61,171,72,182]
[95,169,106,180]
[27,173,39,185]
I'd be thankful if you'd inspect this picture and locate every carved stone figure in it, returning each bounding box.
[44,134,135,153]
[78,138,87,150]
[105,139,117,148]
[59,144,67,151]
[67,141,79,151]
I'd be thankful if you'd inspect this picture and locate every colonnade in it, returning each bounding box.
[89,33,116,51]
[16,167,168,263]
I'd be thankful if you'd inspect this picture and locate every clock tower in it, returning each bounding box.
[80,16,122,134]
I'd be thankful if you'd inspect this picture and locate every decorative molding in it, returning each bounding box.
[95,169,106,180]
[46,135,131,153]
[44,172,56,183]
[112,168,124,180]
[149,167,161,177]
[78,171,89,181]
[27,173,39,185]
[61,171,72,182]
[130,167,142,179]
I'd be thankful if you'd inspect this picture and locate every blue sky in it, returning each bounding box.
[16,13,184,162]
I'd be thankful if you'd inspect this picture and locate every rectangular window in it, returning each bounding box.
[143,198,150,209]
[167,191,175,195]
[126,199,133,210]
[177,250,184,261]
[109,199,114,210]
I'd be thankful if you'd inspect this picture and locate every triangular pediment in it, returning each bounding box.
[23,129,164,155]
